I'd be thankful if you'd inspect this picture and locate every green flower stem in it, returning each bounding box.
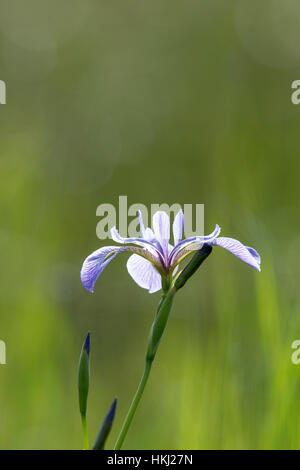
[81,413,89,450]
[114,359,152,450]
[114,248,213,450]
[114,287,176,450]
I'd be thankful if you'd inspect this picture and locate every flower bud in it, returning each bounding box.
[174,244,212,291]
[92,398,118,450]
[78,332,90,417]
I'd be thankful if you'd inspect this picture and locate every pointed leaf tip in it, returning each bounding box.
[107,397,117,426]
[83,331,90,356]
[78,333,91,416]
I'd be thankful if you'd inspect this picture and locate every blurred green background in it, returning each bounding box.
[0,0,300,450]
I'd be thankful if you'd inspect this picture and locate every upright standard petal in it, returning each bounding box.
[172,209,184,246]
[127,254,162,293]
[138,210,155,242]
[138,210,146,238]
[211,237,261,271]
[152,211,170,258]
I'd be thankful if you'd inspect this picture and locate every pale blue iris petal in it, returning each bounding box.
[138,210,155,242]
[81,246,133,293]
[172,209,184,246]
[138,210,146,238]
[127,254,162,293]
[144,227,155,241]
[211,237,261,271]
[152,211,170,258]
[246,246,261,265]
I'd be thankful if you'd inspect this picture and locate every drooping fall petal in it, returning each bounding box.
[127,254,162,293]
[211,237,261,271]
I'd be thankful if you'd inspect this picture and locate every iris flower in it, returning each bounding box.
[80,209,261,449]
[81,210,261,294]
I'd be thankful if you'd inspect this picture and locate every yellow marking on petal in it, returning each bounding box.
[103,250,118,261]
